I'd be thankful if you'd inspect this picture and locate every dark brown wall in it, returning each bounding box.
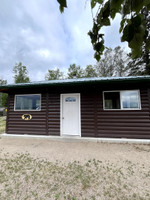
[47,93,60,136]
[7,92,61,136]
[7,93,47,135]
[81,89,150,139]
[6,85,150,139]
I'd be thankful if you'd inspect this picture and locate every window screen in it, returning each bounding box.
[15,94,41,111]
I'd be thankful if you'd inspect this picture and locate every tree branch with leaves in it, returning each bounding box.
[57,0,150,61]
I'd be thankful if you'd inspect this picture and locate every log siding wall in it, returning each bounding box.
[6,86,150,139]
[7,93,47,135]
[47,93,60,136]
[81,89,150,139]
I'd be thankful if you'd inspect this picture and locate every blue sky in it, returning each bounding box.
[0,0,129,83]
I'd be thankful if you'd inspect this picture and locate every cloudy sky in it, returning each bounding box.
[0,0,129,83]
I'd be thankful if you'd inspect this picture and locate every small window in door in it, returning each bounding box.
[65,97,76,102]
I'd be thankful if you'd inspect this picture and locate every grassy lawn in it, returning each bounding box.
[0,116,6,134]
[0,150,150,200]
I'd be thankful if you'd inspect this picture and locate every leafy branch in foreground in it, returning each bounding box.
[89,0,150,61]
[57,0,67,13]
[57,0,150,61]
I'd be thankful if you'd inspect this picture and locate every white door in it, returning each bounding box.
[61,94,81,136]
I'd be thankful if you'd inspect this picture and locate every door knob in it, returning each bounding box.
[62,117,64,119]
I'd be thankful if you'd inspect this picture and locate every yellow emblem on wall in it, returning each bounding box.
[22,114,32,120]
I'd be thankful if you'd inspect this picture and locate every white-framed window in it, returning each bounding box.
[14,94,41,111]
[103,90,141,110]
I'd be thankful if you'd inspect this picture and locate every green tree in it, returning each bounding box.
[1,93,8,107]
[0,79,8,107]
[0,80,7,85]
[67,64,84,79]
[45,68,64,80]
[84,65,98,77]
[127,8,150,75]
[95,46,129,77]
[57,0,150,61]
[127,54,145,76]
[13,62,30,83]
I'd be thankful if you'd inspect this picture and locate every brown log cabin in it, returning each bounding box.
[0,76,150,139]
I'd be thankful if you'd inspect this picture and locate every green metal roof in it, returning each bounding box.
[0,76,150,92]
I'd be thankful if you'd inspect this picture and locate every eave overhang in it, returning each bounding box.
[0,76,150,93]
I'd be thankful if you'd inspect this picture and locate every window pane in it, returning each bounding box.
[65,97,76,102]
[15,95,41,110]
[104,92,120,109]
[121,91,140,109]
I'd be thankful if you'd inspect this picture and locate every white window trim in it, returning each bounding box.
[14,94,41,111]
[103,90,141,110]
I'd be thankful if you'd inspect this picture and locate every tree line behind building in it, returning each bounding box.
[0,45,150,108]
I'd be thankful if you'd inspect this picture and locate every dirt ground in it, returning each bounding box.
[0,137,150,200]
[0,137,150,165]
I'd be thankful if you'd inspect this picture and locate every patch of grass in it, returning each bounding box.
[0,151,149,200]
[134,145,150,152]
[0,116,6,134]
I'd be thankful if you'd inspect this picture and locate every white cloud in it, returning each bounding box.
[0,0,128,83]
[37,49,51,59]
[102,14,129,52]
